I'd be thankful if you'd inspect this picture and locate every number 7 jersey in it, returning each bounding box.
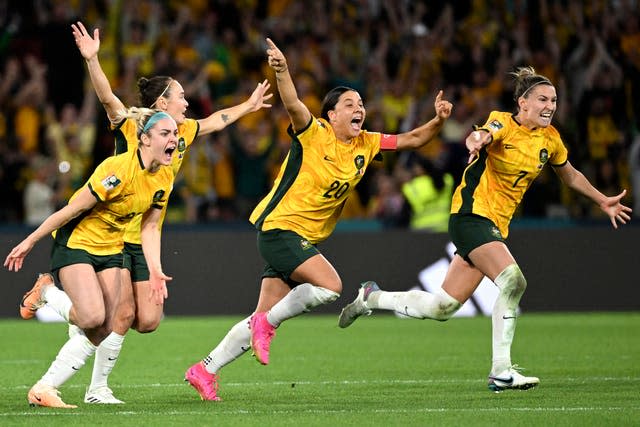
[450,111,568,238]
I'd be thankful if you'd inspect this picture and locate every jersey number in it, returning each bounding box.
[323,181,350,199]
[512,170,528,188]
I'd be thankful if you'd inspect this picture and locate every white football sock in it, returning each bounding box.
[267,283,339,327]
[491,264,527,375]
[89,332,125,390]
[39,334,96,388]
[368,288,461,320]
[43,286,72,322]
[203,316,251,374]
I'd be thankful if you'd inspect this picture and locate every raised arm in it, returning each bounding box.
[72,21,126,125]
[554,161,632,228]
[396,90,452,151]
[265,38,311,132]
[4,187,97,271]
[198,79,273,135]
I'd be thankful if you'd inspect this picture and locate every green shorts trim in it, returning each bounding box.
[50,243,124,281]
[257,229,319,287]
[448,213,504,260]
[123,242,150,282]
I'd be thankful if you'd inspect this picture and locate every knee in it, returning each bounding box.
[133,315,161,333]
[116,305,136,330]
[74,311,105,330]
[422,288,462,322]
[432,298,460,322]
[298,282,340,305]
[498,264,527,297]
[320,287,340,303]
[413,289,461,321]
[322,277,342,295]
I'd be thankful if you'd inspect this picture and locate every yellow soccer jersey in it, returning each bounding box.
[450,111,568,238]
[53,149,173,255]
[250,117,386,244]
[113,117,199,244]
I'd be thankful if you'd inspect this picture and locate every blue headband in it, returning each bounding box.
[142,111,172,133]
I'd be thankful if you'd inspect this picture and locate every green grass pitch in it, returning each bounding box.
[0,312,638,426]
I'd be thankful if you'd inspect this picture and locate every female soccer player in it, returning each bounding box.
[338,66,632,392]
[17,21,271,405]
[6,108,177,408]
[184,37,453,401]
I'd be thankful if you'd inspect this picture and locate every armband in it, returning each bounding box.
[380,134,398,150]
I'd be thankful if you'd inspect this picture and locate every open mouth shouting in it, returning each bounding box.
[351,115,363,132]
[163,144,176,163]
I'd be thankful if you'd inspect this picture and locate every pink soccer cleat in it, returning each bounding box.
[184,362,221,401]
[250,312,276,365]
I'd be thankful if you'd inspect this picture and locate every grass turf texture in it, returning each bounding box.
[0,313,638,426]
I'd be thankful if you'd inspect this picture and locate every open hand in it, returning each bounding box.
[600,189,632,229]
[149,271,172,305]
[4,238,35,272]
[71,21,100,60]
[246,79,273,112]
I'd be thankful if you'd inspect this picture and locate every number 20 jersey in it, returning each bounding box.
[250,117,385,244]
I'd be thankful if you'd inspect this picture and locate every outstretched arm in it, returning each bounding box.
[198,79,273,135]
[265,38,311,131]
[4,188,97,271]
[554,161,632,228]
[396,90,452,151]
[72,21,126,125]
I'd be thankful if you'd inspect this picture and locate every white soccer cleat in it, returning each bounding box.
[84,386,124,404]
[488,365,539,392]
[338,281,380,328]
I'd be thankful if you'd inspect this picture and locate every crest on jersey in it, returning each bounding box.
[488,120,503,131]
[178,137,186,152]
[354,155,365,170]
[152,189,166,203]
[539,148,549,165]
[101,175,121,191]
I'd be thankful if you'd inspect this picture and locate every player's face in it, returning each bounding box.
[329,90,365,140]
[148,117,178,166]
[163,81,189,125]
[518,84,557,129]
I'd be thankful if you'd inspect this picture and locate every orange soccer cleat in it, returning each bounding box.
[19,273,54,319]
[27,383,77,408]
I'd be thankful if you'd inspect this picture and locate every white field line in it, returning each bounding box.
[2,406,640,417]
[2,376,640,392]
[1,376,640,391]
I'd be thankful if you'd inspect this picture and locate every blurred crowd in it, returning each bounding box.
[1,0,639,229]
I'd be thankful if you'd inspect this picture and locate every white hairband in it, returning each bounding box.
[521,79,552,98]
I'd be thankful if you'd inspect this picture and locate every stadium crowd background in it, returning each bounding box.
[1,0,639,228]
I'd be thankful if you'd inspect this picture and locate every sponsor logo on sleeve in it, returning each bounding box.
[101,175,121,191]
